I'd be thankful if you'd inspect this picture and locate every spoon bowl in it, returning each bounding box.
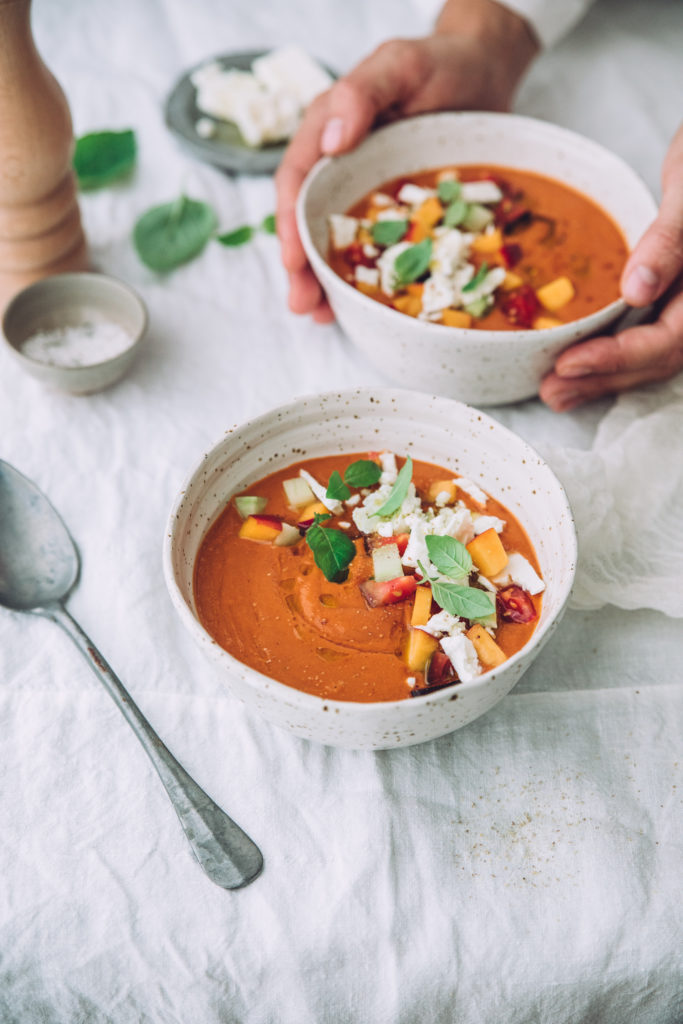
[0,459,263,890]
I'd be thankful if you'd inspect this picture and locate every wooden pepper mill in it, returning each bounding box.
[0,0,88,311]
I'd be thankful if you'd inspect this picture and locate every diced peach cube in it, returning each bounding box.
[441,309,472,329]
[239,515,282,542]
[466,528,508,577]
[405,627,438,672]
[393,295,422,318]
[471,228,503,254]
[466,624,507,668]
[537,275,575,311]
[533,315,563,330]
[356,281,378,296]
[410,586,433,627]
[501,271,524,292]
[300,501,328,520]
[414,196,444,229]
[427,479,457,503]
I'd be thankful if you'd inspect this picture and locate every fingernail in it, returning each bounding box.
[556,362,592,378]
[623,264,659,305]
[321,117,344,153]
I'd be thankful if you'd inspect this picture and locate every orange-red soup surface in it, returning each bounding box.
[327,165,628,331]
[193,454,544,703]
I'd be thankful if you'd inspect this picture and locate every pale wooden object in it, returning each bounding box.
[0,0,88,311]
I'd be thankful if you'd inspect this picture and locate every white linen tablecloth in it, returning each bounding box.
[1,0,682,1021]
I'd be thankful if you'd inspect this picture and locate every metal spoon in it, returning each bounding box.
[0,459,263,890]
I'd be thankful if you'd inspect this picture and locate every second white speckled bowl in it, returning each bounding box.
[164,388,577,750]
[296,112,658,406]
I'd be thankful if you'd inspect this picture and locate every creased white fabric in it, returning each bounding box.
[0,0,682,1022]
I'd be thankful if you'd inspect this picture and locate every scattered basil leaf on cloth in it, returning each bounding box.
[73,129,137,190]
[373,456,413,517]
[306,516,356,583]
[344,459,382,488]
[371,220,409,247]
[437,180,461,204]
[133,195,217,271]
[430,580,495,620]
[217,225,253,247]
[443,198,468,228]
[425,535,472,579]
[394,240,432,287]
[326,470,351,502]
[261,213,277,234]
[462,261,490,293]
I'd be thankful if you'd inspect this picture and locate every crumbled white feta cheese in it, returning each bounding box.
[492,552,545,594]
[435,489,454,507]
[460,180,503,204]
[195,117,216,139]
[362,243,380,259]
[440,633,481,682]
[377,522,394,538]
[377,242,412,296]
[329,214,359,249]
[397,183,436,207]
[418,611,465,638]
[372,192,394,207]
[355,265,379,287]
[375,206,410,222]
[338,521,351,529]
[431,504,475,544]
[421,271,455,315]
[436,168,459,183]
[461,266,506,306]
[299,468,342,514]
[251,46,333,109]
[432,229,472,277]
[477,574,497,592]
[456,477,488,507]
[352,481,421,535]
[473,515,506,535]
[406,676,416,687]
[401,520,431,573]
[345,493,361,508]
[379,451,397,485]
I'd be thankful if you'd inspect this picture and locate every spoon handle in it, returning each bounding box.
[43,602,263,890]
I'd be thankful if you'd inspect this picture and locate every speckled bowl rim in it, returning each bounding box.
[2,271,148,371]
[163,387,578,716]
[296,110,656,344]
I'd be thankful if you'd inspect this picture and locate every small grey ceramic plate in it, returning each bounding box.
[164,51,335,176]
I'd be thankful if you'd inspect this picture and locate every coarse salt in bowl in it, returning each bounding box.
[163,388,577,750]
[296,112,658,406]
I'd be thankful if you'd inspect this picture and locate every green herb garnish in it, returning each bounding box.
[305,514,356,583]
[73,129,137,190]
[430,580,496,620]
[443,198,468,228]
[464,296,493,318]
[344,459,382,488]
[394,240,432,287]
[425,535,472,579]
[261,213,277,234]
[217,225,254,247]
[372,456,413,517]
[133,195,217,271]
[462,262,490,293]
[326,470,351,502]
[371,219,409,247]
[437,180,462,204]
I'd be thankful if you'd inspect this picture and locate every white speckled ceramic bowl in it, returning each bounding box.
[2,272,147,395]
[296,112,658,406]
[164,388,577,750]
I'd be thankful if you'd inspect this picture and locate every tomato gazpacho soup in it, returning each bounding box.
[193,452,545,703]
[327,165,628,330]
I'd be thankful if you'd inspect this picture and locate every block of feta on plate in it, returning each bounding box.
[191,63,299,146]
[252,46,332,108]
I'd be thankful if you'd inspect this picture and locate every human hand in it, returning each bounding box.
[541,123,683,411]
[275,0,538,321]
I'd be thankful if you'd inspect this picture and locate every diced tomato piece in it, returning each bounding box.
[500,243,522,269]
[427,650,457,686]
[250,514,282,526]
[497,585,537,624]
[494,198,532,234]
[368,533,410,557]
[500,285,540,329]
[359,575,417,608]
[344,242,375,268]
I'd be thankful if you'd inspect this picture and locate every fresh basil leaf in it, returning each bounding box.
[437,180,461,204]
[217,225,253,247]
[443,198,468,228]
[306,522,356,583]
[371,219,409,247]
[425,535,472,579]
[326,470,351,502]
[344,459,382,488]
[261,213,277,234]
[73,129,136,190]
[394,240,432,287]
[462,261,490,293]
[134,195,217,271]
[430,581,496,620]
[372,456,413,517]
